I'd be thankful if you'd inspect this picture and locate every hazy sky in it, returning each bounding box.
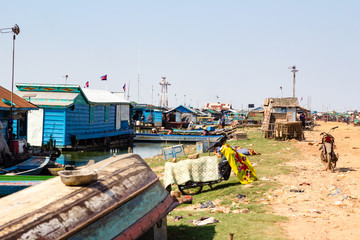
[0,1,359,112]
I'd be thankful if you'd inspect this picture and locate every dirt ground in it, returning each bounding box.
[270,121,360,239]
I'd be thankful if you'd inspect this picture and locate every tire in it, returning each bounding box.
[178,185,203,195]
[327,153,332,171]
[320,151,327,166]
[330,153,337,172]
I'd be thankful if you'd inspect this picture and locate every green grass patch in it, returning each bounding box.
[144,127,297,239]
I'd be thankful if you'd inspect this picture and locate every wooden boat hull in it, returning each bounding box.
[0,154,179,240]
[0,175,55,196]
[134,133,221,142]
[0,156,50,175]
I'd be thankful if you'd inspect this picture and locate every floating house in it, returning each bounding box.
[166,105,199,123]
[203,102,232,111]
[0,86,38,140]
[16,84,133,150]
[0,86,38,165]
[131,103,166,127]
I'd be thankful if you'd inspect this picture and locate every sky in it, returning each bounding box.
[0,1,359,112]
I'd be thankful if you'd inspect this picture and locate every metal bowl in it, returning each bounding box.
[58,170,98,186]
[48,167,64,176]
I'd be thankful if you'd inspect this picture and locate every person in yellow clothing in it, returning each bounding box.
[219,143,257,184]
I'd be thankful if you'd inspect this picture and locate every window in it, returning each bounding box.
[105,105,109,122]
[90,105,94,123]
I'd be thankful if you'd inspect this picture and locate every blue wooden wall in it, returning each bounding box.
[65,104,126,146]
[154,111,162,124]
[13,120,17,138]
[43,109,66,147]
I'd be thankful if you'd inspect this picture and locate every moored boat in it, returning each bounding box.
[0,156,50,175]
[0,153,180,239]
[0,175,55,196]
[134,133,222,142]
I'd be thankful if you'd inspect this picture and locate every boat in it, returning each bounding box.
[0,175,55,196]
[134,133,222,142]
[0,153,180,239]
[0,156,50,175]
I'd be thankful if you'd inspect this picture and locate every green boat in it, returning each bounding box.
[0,175,55,197]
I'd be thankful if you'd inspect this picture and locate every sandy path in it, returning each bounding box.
[269,121,360,239]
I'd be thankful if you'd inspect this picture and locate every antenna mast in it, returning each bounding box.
[289,65,299,97]
[159,77,170,107]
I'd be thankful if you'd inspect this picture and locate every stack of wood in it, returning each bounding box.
[274,121,304,140]
[232,131,248,140]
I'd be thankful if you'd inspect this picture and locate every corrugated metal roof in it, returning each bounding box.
[16,91,78,107]
[82,88,130,104]
[264,97,299,107]
[0,86,37,109]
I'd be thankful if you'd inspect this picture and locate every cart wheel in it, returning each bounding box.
[178,185,203,195]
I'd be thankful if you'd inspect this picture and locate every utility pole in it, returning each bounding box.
[127,80,130,100]
[151,85,154,105]
[289,65,299,97]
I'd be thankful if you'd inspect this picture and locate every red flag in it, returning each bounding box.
[100,74,107,81]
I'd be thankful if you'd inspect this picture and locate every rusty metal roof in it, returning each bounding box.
[0,86,37,110]
[264,97,299,108]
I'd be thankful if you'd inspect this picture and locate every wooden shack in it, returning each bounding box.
[262,97,303,139]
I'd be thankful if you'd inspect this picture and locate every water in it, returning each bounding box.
[55,142,180,167]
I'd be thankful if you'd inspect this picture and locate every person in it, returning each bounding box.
[141,114,145,126]
[202,129,209,136]
[151,128,157,134]
[146,113,153,124]
[221,115,226,129]
[167,128,173,135]
[300,112,306,127]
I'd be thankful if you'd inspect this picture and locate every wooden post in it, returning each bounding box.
[208,137,210,156]
[229,233,234,240]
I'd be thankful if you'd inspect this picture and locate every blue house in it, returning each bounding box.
[166,105,199,123]
[131,104,167,127]
[16,84,133,149]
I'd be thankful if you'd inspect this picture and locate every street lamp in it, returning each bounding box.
[1,24,20,142]
[288,65,299,97]
[1,24,20,112]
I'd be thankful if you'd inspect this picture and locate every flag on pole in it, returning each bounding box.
[100,74,107,81]
[123,83,126,92]
[84,81,89,88]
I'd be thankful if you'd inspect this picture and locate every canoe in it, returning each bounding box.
[0,156,50,175]
[0,175,55,196]
[134,133,222,142]
[0,153,180,240]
